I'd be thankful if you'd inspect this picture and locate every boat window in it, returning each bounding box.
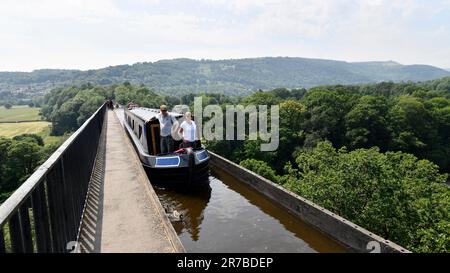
[138,125,142,139]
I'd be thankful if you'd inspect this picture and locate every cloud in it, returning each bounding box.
[0,0,449,71]
[0,0,120,20]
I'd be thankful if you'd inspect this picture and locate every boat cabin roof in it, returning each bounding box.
[128,107,183,122]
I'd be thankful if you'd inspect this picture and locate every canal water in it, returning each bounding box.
[153,166,346,253]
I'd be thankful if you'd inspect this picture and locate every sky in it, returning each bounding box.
[0,0,449,72]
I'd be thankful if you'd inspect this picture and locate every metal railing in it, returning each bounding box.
[0,103,107,253]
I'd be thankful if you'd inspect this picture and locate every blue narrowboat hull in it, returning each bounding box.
[122,110,210,184]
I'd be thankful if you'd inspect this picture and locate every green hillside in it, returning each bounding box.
[1,57,449,96]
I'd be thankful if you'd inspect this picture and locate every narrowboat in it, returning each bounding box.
[122,107,210,184]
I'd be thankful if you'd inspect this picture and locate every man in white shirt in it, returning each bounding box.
[179,112,198,148]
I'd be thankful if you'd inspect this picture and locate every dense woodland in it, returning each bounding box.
[1,76,449,252]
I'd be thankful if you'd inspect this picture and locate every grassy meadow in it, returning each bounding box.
[0,105,67,144]
[0,105,42,122]
[0,121,51,138]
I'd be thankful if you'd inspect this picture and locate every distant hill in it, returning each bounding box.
[1,57,449,96]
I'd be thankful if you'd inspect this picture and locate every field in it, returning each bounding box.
[0,121,51,138]
[0,105,42,122]
[0,105,64,143]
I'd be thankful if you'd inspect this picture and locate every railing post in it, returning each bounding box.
[46,163,68,252]
[59,156,77,245]
[0,226,5,253]
[19,203,34,253]
[31,183,52,252]
[8,212,24,253]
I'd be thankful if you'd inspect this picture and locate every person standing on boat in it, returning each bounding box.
[151,105,177,154]
[179,112,198,148]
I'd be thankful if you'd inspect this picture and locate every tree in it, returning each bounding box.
[389,96,436,158]
[0,137,12,190]
[51,98,83,135]
[424,97,450,172]
[302,86,358,147]
[13,134,44,146]
[345,95,391,150]
[269,88,291,99]
[241,90,281,106]
[284,141,449,252]
[289,88,307,100]
[77,95,105,126]
[6,140,42,188]
[165,96,181,108]
[233,139,276,166]
[280,100,305,133]
[274,100,306,171]
[114,85,132,105]
[4,103,12,109]
[240,159,279,183]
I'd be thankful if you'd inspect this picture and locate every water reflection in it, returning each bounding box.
[209,167,346,253]
[151,166,346,253]
[154,182,211,241]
